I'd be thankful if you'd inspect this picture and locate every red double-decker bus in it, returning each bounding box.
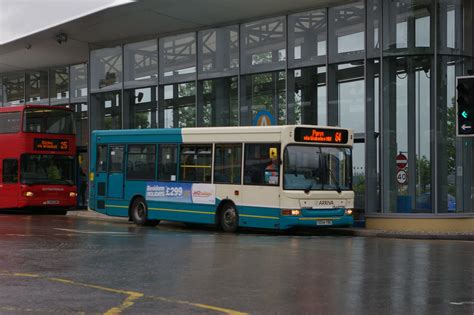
[0,105,77,214]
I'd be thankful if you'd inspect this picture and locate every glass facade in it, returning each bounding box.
[1,0,473,216]
[50,67,69,105]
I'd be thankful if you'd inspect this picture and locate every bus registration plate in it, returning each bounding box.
[45,200,59,205]
[317,220,333,226]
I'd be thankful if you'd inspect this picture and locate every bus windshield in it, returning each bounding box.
[283,145,352,191]
[20,154,75,185]
[23,108,75,134]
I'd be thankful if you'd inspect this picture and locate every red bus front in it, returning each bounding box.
[0,105,77,212]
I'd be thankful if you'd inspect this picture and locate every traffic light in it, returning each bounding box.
[456,76,474,136]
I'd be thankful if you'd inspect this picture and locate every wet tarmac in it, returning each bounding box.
[0,212,472,314]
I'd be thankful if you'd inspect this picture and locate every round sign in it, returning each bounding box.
[396,170,408,185]
[396,154,407,169]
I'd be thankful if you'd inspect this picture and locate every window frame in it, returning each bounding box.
[157,143,178,182]
[108,145,125,173]
[213,143,243,185]
[179,143,213,183]
[96,145,108,173]
[0,112,21,134]
[2,158,19,183]
[243,142,281,186]
[126,144,157,181]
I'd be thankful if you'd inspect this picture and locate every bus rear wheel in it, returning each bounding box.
[130,197,159,226]
[219,203,239,233]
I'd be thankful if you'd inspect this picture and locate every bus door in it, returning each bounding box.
[0,159,20,208]
[94,145,108,212]
[107,145,125,200]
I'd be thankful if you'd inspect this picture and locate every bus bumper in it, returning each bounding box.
[279,213,354,229]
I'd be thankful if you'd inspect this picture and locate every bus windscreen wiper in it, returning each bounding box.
[328,167,342,194]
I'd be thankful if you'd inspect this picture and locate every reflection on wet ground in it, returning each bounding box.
[0,213,472,314]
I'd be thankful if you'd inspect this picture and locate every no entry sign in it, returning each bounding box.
[396,154,407,169]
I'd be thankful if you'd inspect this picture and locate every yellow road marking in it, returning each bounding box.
[13,273,39,278]
[148,296,248,315]
[0,271,247,315]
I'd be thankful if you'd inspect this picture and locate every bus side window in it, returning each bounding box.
[158,144,177,181]
[244,143,280,186]
[109,146,124,173]
[214,144,242,184]
[179,145,212,183]
[2,159,18,183]
[96,145,108,172]
[127,144,156,180]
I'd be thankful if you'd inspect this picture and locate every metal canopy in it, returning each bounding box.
[0,0,347,74]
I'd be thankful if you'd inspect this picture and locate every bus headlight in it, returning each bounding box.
[69,192,77,197]
[345,209,353,215]
[281,209,301,216]
[24,191,34,197]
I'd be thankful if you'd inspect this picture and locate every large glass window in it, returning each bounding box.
[90,46,123,93]
[241,17,286,74]
[382,56,433,213]
[367,0,382,59]
[160,33,196,84]
[438,0,467,55]
[125,87,157,129]
[70,64,88,103]
[179,144,212,183]
[197,77,238,127]
[288,66,326,125]
[214,144,242,184]
[124,40,158,89]
[327,62,365,210]
[160,82,195,128]
[241,71,286,126]
[437,56,466,213]
[23,108,75,134]
[50,67,69,105]
[4,74,25,106]
[0,77,3,106]
[288,9,327,68]
[91,92,122,130]
[198,26,239,79]
[383,0,432,55]
[328,2,365,62]
[67,103,88,147]
[26,71,48,104]
[283,145,352,191]
[127,144,156,180]
[0,112,21,133]
[20,154,74,185]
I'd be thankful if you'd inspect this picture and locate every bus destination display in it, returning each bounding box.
[294,127,349,144]
[33,138,69,151]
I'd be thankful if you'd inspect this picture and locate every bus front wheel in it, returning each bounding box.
[130,197,159,226]
[219,203,239,233]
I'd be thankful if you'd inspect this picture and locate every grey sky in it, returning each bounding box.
[0,0,134,45]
